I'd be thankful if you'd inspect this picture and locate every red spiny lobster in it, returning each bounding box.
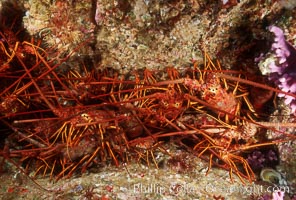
[1,28,296,185]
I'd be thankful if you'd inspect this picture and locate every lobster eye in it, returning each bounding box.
[209,87,217,93]
[81,113,91,121]
[175,102,180,108]
[162,101,169,107]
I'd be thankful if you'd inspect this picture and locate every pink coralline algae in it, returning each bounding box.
[246,149,278,171]
[272,191,285,200]
[258,191,285,200]
[268,25,296,113]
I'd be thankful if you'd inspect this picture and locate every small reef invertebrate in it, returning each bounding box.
[260,168,284,185]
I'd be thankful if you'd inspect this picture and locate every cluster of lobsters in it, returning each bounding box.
[1,26,295,184]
